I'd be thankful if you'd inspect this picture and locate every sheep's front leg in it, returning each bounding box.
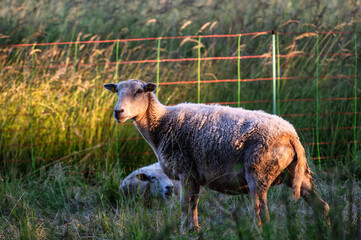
[190,193,200,230]
[180,177,200,233]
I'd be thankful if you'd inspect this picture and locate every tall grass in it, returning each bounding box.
[1,25,360,175]
[1,0,360,45]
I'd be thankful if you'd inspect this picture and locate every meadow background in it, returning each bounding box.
[0,0,360,239]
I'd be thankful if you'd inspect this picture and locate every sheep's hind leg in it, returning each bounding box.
[300,180,330,227]
[284,167,330,226]
[259,190,270,222]
[246,172,270,226]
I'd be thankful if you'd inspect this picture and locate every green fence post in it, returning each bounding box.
[73,41,79,176]
[272,32,277,115]
[198,35,201,103]
[354,33,358,161]
[30,43,36,175]
[156,37,161,98]
[316,32,321,168]
[277,33,281,116]
[237,34,242,108]
[115,39,120,174]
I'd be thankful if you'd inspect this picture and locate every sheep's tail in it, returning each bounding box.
[289,137,314,201]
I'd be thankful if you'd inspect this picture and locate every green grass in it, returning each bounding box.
[0,0,361,238]
[0,163,360,239]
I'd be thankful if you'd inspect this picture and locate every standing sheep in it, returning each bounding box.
[104,79,329,232]
[120,162,181,204]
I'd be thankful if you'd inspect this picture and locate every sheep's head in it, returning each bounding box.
[120,168,175,200]
[137,170,175,199]
[103,79,157,123]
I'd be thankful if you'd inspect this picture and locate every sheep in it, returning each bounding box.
[120,162,181,204]
[104,79,329,232]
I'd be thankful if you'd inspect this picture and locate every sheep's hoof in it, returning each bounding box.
[257,220,262,227]
[181,226,201,234]
[189,225,201,233]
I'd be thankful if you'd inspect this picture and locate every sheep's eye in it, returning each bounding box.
[150,176,156,181]
[134,89,143,96]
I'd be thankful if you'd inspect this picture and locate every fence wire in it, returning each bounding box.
[0,31,359,174]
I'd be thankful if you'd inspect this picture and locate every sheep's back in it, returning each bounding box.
[154,103,297,180]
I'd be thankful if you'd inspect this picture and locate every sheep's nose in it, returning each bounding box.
[114,109,124,118]
[165,185,174,195]
[115,109,124,114]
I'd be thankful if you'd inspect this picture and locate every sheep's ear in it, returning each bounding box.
[103,83,117,93]
[137,173,150,181]
[143,83,157,92]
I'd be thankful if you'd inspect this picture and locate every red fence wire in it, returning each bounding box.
[1,30,359,170]
[3,53,361,71]
[3,30,361,48]
[4,31,273,47]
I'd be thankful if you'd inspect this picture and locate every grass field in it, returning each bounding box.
[0,163,360,239]
[1,0,361,238]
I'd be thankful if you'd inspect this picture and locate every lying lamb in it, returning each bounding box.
[104,79,329,232]
[120,162,181,204]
